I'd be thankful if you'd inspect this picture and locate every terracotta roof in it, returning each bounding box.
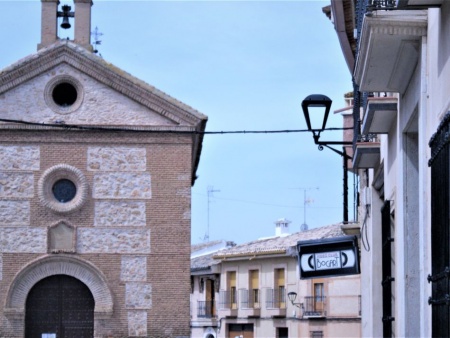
[191,252,220,271]
[213,223,345,259]
[191,240,224,254]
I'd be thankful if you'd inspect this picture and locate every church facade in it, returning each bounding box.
[0,1,207,337]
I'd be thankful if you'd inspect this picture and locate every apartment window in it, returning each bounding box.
[249,269,260,307]
[275,268,286,307]
[228,271,237,309]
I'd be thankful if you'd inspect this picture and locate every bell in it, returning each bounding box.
[60,16,71,29]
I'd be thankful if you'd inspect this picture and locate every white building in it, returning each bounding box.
[327,0,450,336]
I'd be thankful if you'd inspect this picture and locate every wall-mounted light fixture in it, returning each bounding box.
[301,94,353,223]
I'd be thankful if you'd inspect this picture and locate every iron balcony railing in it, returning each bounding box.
[219,290,238,309]
[239,289,261,309]
[265,288,286,309]
[197,300,216,318]
[303,295,362,318]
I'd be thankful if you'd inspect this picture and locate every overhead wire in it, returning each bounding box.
[0,117,352,135]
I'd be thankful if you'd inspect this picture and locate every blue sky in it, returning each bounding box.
[0,0,353,244]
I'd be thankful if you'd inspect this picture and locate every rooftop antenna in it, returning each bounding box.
[295,187,319,231]
[204,185,220,242]
[91,26,104,56]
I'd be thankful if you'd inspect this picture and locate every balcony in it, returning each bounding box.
[302,295,361,319]
[239,289,261,317]
[265,288,286,317]
[197,300,217,318]
[354,4,427,94]
[303,296,327,318]
[218,290,238,317]
[362,97,398,134]
[367,0,443,10]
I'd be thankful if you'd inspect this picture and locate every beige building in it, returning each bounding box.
[191,221,361,338]
[0,1,206,337]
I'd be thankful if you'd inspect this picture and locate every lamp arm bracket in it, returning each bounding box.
[320,144,353,160]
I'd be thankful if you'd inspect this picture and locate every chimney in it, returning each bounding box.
[38,0,93,51]
[275,218,291,237]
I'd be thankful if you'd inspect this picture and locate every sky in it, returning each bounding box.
[0,0,354,245]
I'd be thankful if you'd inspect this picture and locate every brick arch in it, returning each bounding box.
[4,255,113,319]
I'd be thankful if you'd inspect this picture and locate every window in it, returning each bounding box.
[249,270,259,307]
[275,268,286,308]
[310,331,323,338]
[228,271,237,309]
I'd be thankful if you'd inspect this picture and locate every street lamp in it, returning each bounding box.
[301,94,352,223]
[287,292,304,317]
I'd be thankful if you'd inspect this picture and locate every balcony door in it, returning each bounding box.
[313,280,325,314]
[205,278,216,317]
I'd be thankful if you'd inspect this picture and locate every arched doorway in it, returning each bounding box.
[25,275,94,338]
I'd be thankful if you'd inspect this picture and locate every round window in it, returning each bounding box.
[38,164,88,214]
[44,76,84,114]
[52,179,77,203]
[52,82,78,107]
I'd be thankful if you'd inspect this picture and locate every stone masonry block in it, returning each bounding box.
[87,147,146,172]
[0,146,40,171]
[95,201,146,227]
[0,200,30,226]
[77,228,150,254]
[1,227,47,253]
[121,256,147,282]
[126,282,152,309]
[0,172,34,198]
[93,173,151,199]
[128,310,147,337]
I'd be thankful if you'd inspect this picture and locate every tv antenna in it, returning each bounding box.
[295,187,319,231]
[204,186,220,242]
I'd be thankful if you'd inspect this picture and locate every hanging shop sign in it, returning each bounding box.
[296,235,360,279]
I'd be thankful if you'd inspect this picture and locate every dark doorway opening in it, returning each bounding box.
[25,275,94,338]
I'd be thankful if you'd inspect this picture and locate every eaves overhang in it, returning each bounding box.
[213,249,286,261]
[362,97,398,134]
[354,10,427,93]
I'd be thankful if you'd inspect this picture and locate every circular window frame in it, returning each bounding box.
[38,164,88,214]
[44,75,84,114]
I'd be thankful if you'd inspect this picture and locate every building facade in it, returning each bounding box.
[191,222,361,338]
[0,1,207,337]
[327,0,450,337]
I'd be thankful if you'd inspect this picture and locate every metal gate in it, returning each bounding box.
[25,275,94,338]
[428,112,450,337]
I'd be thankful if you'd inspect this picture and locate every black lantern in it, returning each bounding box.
[301,94,353,223]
